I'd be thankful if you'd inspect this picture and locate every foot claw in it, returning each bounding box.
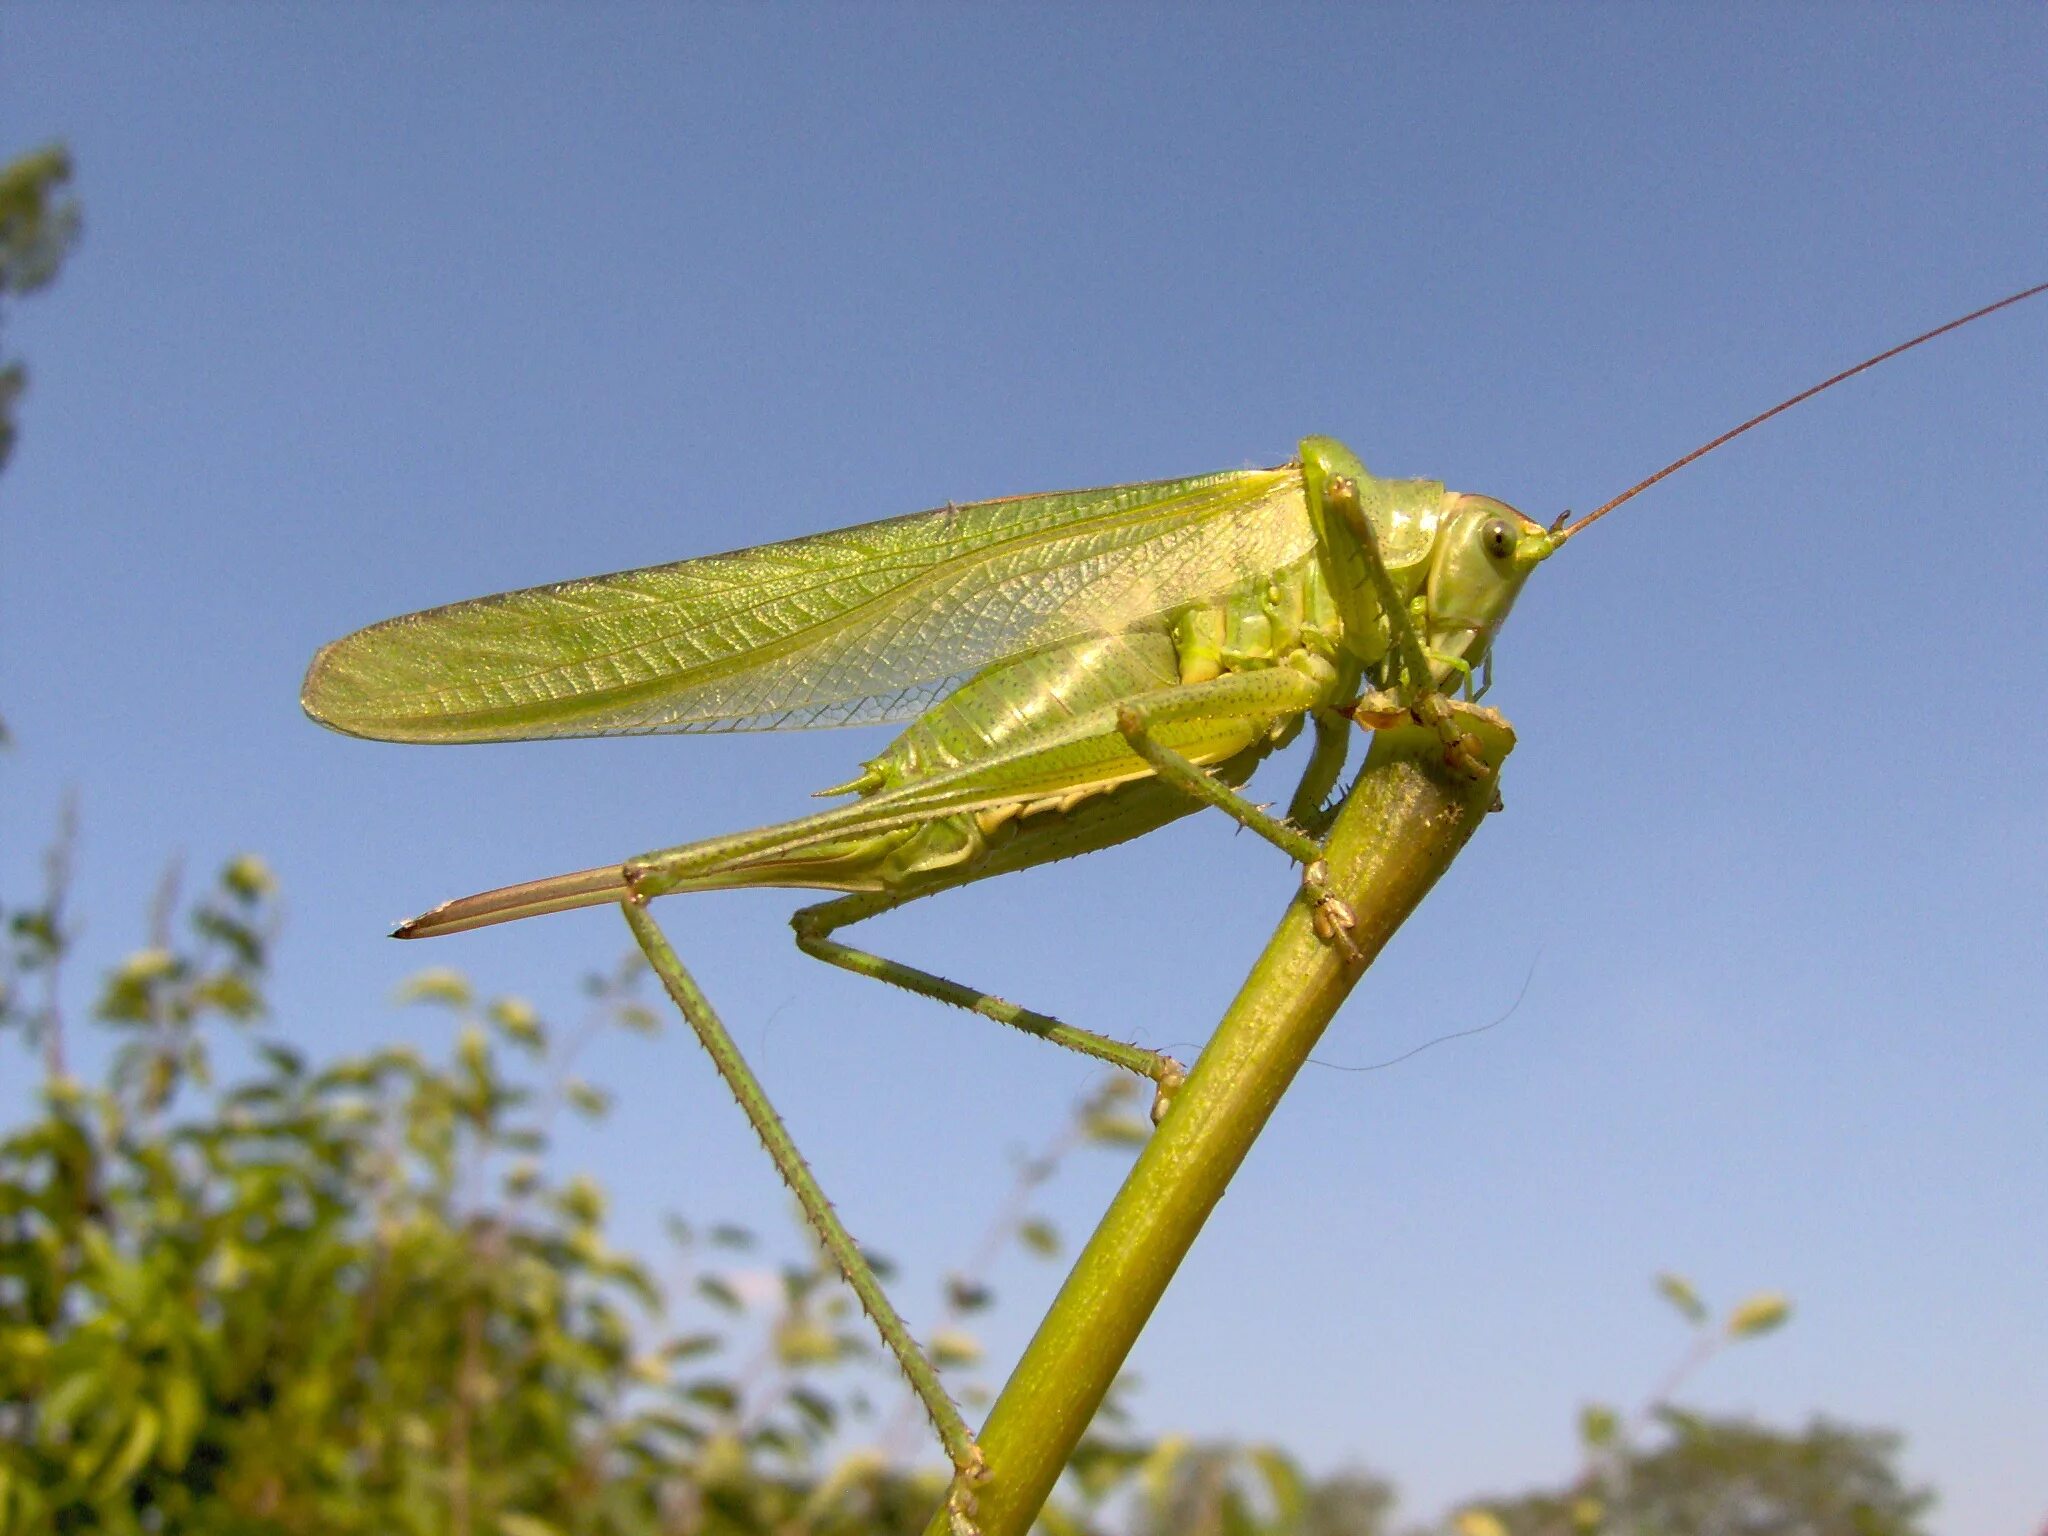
[1302,868,1368,962]
[1310,893,1361,961]
[1444,731,1489,780]
[1150,1059,1189,1124]
[1303,861,1362,963]
[1344,689,1408,731]
[947,1448,990,1535]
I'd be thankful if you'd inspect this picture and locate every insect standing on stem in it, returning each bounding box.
[302,282,2044,1531]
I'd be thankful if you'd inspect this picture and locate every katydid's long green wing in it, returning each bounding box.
[302,465,1313,743]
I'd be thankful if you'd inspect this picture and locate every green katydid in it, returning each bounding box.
[307,436,1544,1003]
[301,282,2043,1521]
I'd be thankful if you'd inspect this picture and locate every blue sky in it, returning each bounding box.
[3,7,2044,1532]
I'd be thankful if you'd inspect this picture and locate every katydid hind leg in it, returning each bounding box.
[620,903,988,1512]
[792,892,1188,1121]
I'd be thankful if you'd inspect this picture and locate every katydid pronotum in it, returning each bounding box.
[302,282,2043,1529]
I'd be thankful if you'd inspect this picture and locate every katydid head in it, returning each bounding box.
[1299,435,1558,690]
[1421,494,1557,676]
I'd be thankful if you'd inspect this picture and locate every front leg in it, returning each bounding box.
[1321,474,1493,780]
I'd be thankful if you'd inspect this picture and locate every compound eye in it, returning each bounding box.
[1482,517,1517,560]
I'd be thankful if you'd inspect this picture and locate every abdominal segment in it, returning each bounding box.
[747,559,1344,900]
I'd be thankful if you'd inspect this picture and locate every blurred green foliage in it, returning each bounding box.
[0,140,83,751]
[0,854,1174,1535]
[0,852,1940,1536]
[4,858,726,1534]
[0,142,79,478]
[1464,1412,1932,1536]
[1450,1275,1929,1536]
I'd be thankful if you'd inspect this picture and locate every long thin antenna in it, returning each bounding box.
[1557,282,2047,541]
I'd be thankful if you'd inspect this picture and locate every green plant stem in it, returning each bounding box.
[924,708,1515,1536]
[621,902,981,1478]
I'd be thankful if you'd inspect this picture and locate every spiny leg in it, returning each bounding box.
[1284,709,1353,840]
[621,902,989,1532]
[793,891,1187,1122]
[1114,701,1363,964]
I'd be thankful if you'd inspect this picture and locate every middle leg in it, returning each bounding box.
[1113,698,1363,964]
[792,891,1188,1122]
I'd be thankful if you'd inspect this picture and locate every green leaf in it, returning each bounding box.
[0,144,79,295]
[95,1404,159,1497]
[1135,1432,1189,1508]
[786,1385,837,1433]
[613,1003,661,1035]
[457,1023,491,1078]
[564,1080,611,1119]
[1727,1291,1792,1339]
[776,1318,843,1367]
[489,996,547,1052]
[696,1275,742,1313]
[683,1379,739,1412]
[116,947,179,984]
[193,907,265,968]
[930,1328,982,1369]
[256,1042,306,1078]
[193,971,262,1019]
[157,1372,203,1468]
[395,967,473,1007]
[556,1173,606,1225]
[504,1160,542,1197]
[1655,1270,1709,1325]
[946,1274,993,1312]
[0,1327,49,1372]
[1248,1444,1306,1527]
[665,1332,723,1362]
[1579,1401,1619,1449]
[1083,1111,1152,1147]
[221,853,276,901]
[40,1367,104,1433]
[1017,1218,1060,1257]
[1069,1435,1152,1502]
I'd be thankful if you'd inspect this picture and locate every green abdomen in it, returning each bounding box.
[869,552,1337,786]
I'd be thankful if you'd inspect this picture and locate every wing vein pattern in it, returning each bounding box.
[304,464,1313,743]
